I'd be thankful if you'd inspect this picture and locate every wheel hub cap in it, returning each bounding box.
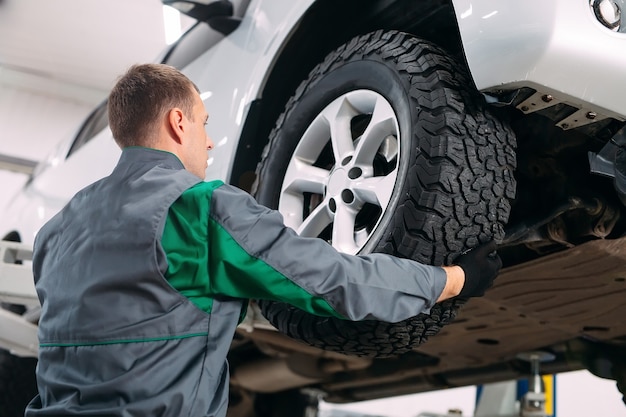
[326,168,351,199]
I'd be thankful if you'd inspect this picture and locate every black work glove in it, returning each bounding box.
[454,240,502,298]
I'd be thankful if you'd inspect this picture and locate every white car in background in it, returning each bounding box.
[1,0,626,415]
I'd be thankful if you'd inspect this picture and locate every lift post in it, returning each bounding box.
[418,351,556,417]
[517,352,556,417]
[474,351,556,417]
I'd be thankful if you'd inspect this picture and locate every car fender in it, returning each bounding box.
[179,0,316,183]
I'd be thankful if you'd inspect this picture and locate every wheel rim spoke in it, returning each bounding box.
[282,159,329,195]
[296,200,333,237]
[279,192,306,230]
[320,97,356,163]
[331,204,359,254]
[352,171,397,207]
[353,95,398,166]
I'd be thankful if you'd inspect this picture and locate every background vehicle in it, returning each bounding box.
[1,0,626,416]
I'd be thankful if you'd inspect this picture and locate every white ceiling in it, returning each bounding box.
[0,0,190,206]
[0,0,174,95]
[0,0,196,164]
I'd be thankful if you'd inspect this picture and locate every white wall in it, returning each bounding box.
[0,67,103,159]
[319,370,626,417]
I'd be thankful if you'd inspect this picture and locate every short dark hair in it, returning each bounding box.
[108,63,200,148]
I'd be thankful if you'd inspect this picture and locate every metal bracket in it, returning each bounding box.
[0,241,38,306]
[516,91,560,114]
[556,108,608,130]
[516,91,608,130]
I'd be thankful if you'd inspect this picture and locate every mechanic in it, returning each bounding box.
[25,63,502,417]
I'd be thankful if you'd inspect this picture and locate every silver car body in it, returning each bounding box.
[454,0,626,120]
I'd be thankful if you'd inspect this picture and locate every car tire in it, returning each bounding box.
[0,349,38,417]
[253,30,517,357]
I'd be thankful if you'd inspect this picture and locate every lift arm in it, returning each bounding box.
[0,240,39,357]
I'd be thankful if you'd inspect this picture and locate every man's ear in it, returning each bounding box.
[167,108,186,144]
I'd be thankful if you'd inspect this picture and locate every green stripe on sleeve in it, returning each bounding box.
[163,180,343,319]
[207,216,345,319]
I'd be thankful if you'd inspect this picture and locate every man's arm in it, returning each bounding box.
[207,184,451,322]
[439,266,465,302]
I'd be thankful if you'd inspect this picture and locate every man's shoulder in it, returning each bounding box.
[183,179,225,195]
[173,180,227,209]
[182,181,260,215]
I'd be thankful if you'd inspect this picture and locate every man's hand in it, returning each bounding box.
[455,240,502,298]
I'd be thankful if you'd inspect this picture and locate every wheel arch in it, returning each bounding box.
[228,0,468,191]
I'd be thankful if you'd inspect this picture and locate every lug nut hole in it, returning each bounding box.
[348,167,362,179]
[341,189,354,204]
[329,198,337,213]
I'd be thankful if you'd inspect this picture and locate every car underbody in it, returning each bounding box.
[223,235,626,407]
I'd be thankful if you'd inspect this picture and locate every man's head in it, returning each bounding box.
[108,63,213,178]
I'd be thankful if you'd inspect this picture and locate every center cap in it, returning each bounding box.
[327,168,349,197]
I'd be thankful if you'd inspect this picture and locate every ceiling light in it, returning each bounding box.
[163,5,183,45]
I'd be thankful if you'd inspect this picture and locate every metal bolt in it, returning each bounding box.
[541,94,554,103]
[521,106,529,112]
[587,111,598,120]
[561,123,570,129]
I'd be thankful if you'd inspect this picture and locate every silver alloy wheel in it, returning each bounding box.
[278,90,400,255]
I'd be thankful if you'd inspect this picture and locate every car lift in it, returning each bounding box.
[418,352,556,417]
[0,240,39,358]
